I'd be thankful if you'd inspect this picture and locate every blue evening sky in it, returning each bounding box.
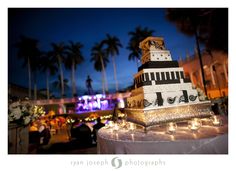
[8,8,199,97]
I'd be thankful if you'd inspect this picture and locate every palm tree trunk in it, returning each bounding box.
[194,29,207,96]
[72,60,76,96]
[101,71,105,94]
[33,71,37,100]
[58,56,64,97]
[34,81,37,100]
[46,69,50,99]
[112,56,119,92]
[104,69,108,92]
[100,55,108,92]
[71,68,73,97]
[27,57,32,99]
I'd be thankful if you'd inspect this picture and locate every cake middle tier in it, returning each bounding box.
[127,88,199,109]
[134,67,191,89]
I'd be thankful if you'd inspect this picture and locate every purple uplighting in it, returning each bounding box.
[75,94,113,113]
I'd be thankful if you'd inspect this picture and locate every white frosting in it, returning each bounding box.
[127,37,202,109]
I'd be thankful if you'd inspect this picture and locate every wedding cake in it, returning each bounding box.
[125,37,213,127]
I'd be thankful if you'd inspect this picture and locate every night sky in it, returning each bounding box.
[8,8,199,97]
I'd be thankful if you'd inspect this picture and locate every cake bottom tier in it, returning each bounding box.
[125,101,213,127]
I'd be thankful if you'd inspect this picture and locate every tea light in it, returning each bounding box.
[104,123,109,129]
[131,133,134,141]
[115,133,119,140]
[188,118,202,131]
[120,120,126,127]
[129,123,136,132]
[108,121,114,128]
[113,123,119,131]
[212,115,222,126]
[167,122,177,134]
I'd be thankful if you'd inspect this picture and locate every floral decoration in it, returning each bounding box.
[8,100,45,126]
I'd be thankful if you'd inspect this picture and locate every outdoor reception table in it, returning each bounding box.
[97,117,228,154]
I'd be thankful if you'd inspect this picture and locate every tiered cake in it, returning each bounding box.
[125,37,213,127]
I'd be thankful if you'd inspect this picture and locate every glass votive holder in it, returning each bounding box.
[211,115,222,126]
[166,122,177,134]
[188,118,202,132]
[113,123,119,132]
[120,119,127,128]
[128,122,136,132]
[108,121,114,128]
[131,133,135,141]
[104,123,109,129]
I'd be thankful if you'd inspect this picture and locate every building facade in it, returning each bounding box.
[8,83,46,100]
[179,50,228,99]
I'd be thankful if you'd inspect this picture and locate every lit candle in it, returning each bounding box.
[169,125,175,132]
[109,121,114,128]
[104,123,109,129]
[131,133,134,141]
[108,121,115,133]
[212,116,221,126]
[188,118,202,131]
[114,123,119,131]
[115,133,119,140]
[120,120,126,127]
[129,123,135,131]
[167,122,177,134]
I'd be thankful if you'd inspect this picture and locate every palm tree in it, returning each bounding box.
[166,9,211,96]
[128,45,140,69]
[205,9,228,53]
[15,35,40,99]
[50,43,66,98]
[102,34,122,92]
[90,42,109,94]
[127,26,154,68]
[65,41,84,97]
[31,52,41,100]
[52,75,70,97]
[40,52,58,99]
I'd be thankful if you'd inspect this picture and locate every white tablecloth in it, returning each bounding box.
[97,118,228,154]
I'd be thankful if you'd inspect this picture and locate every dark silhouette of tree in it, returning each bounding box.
[166,8,228,96]
[40,52,58,99]
[52,75,69,97]
[65,41,84,97]
[15,35,40,99]
[50,43,66,97]
[102,34,123,92]
[166,8,228,52]
[127,26,155,68]
[90,42,109,94]
[203,9,228,52]
[166,9,210,96]
[31,51,41,100]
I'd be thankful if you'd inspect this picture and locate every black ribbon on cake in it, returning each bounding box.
[138,61,179,71]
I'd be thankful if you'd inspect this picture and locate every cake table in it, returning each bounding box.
[97,117,228,154]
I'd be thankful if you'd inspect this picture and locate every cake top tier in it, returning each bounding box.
[139,37,173,64]
[139,37,165,51]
